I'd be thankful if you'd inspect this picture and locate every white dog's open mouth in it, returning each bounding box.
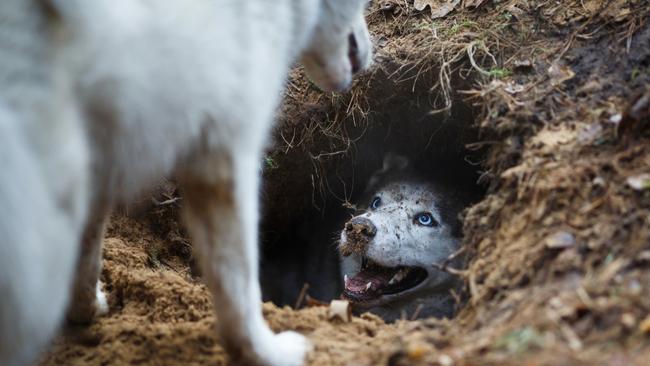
[343,257,428,304]
[348,33,361,74]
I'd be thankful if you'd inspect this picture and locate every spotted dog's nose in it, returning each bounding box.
[340,216,377,257]
[345,217,376,239]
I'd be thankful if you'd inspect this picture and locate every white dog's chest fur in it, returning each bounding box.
[65,0,312,199]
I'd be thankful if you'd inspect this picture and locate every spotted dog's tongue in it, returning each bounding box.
[344,261,420,302]
[343,260,429,302]
[345,267,397,295]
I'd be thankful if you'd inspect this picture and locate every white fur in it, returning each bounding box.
[94,281,108,316]
[0,0,371,365]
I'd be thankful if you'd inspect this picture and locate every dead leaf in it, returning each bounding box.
[405,342,429,360]
[533,127,575,148]
[414,0,461,19]
[548,62,575,86]
[577,123,604,144]
[504,82,524,94]
[463,0,487,8]
[639,315,650,334]
[576,80,602,95]
[506,4,526,18]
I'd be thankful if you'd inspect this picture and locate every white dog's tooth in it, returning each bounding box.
[344,274,349,285]
[365,282,372,291]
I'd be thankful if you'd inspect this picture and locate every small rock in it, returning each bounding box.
[621,313,636,328]
[545,231,575,249]
[513,59,533,69]
[627,174,650,191]
[328,300,351,322]
[438,354,454,366]
[609,113,623,124]
[592,176,606,187]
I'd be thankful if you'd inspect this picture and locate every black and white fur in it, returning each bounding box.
[339,155,466,321]
[0,0,372,365]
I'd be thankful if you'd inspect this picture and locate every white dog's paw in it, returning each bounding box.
[67,281,109,324]
[94,281,109,316]
[264,331,312,366]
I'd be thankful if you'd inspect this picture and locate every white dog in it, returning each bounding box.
[0,0,371,365]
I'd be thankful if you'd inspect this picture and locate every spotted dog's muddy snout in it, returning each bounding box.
[346,217,376,238]
[340,217,376,256]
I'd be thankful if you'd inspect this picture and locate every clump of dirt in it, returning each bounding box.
[43,0,650,365]
[338,220,370,257]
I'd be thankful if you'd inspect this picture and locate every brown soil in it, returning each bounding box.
[41,215,405,366]
[43,0,650,365]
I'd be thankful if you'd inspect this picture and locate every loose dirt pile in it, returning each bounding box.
[41,216,408,365]
[43,1,650,365]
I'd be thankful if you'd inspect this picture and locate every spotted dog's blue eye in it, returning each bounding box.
[415,213,437,227]
[370,196,381,210]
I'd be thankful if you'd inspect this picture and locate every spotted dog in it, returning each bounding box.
[339,155,466,321]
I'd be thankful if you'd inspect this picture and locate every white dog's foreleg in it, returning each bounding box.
[181,152,310,366]
[66,198,110,324]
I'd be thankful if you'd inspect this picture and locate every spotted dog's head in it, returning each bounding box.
[300,0,372,92]
[339,155,466,320]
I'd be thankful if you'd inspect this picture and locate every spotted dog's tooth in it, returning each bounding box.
[388,268,411,285]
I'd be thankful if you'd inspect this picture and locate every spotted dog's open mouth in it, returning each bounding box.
[343,257,428,304]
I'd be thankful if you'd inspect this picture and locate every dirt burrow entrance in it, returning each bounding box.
[43,1,650,365]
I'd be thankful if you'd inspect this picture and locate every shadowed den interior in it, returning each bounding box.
[259,63,487,312]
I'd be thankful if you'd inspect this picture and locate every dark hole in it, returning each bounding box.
[259,62,488,319]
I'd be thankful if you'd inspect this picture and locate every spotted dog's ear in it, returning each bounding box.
[367,153,410,189]
[381,153,409,172]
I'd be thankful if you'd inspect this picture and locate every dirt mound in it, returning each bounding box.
[43,0,650,365]
[41,216,404,366]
